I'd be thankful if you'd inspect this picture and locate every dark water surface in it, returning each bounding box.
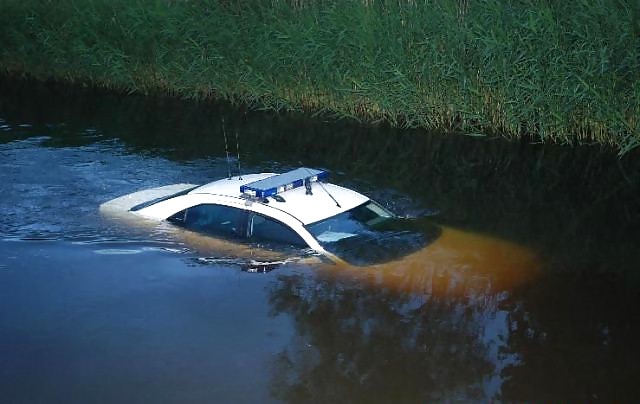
[1,80,639,402]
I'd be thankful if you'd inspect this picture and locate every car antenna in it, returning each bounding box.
[222,117,232,180]
[300,163,341,208]
[235,129,242,180]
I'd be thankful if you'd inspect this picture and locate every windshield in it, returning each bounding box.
[306,201,440,266]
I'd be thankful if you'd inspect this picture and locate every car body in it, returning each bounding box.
[100,168,540,297]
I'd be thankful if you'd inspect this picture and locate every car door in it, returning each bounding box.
[247,212,307,250]
[168,203,248,240]
[168,204,311,264]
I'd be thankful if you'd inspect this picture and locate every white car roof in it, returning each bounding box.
[190,173,369,225]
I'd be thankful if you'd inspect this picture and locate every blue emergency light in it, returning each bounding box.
[240,168,328,198]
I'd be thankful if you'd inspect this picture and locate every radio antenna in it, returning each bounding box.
[235,130,242,180]
[300,163,341,208]
[222,117,232,180]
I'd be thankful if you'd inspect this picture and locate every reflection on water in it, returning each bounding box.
[1,78,639,401]
[267,270,523,401]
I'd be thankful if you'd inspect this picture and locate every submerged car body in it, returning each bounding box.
[100,168,540,296]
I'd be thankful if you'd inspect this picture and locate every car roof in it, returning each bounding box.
[189,173,369,225]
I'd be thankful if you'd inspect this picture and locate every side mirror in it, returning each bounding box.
[241,259,284,273]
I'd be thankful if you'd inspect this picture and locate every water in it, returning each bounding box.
[0,241,292,404]
[1,80,639,402]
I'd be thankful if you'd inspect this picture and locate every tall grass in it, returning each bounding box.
[0,0,638,153]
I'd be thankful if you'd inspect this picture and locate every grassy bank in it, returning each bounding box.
[1,0,638,153]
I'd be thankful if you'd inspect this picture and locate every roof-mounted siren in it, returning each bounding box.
[240,168,328,199]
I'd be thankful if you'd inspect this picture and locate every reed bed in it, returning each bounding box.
[1,0,638,153]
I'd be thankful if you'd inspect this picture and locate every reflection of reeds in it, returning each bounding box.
[1,0,638,153]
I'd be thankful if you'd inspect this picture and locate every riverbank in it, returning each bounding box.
[1,0,638,154]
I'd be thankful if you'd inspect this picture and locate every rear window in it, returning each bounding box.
[129,186,199,212]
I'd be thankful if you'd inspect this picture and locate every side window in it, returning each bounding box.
[249,213,307,248]
[168,204,245,239]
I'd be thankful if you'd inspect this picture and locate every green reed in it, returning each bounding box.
[1,0,638,153]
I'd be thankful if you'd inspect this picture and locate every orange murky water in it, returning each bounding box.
[321,226,540,298]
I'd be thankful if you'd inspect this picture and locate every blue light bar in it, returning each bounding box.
[240,168,328,198]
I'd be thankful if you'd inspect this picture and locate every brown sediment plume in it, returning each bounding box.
[322,226,541,299]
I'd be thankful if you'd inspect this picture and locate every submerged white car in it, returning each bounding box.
[100,168,434,264]
[100,168,540,296]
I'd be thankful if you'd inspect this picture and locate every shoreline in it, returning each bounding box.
[1,0,638,154]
